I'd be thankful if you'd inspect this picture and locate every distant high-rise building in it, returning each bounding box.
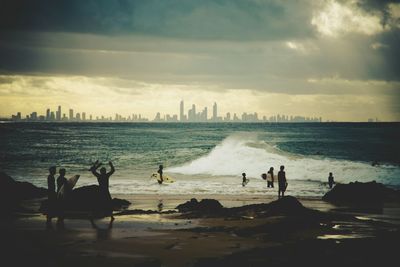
[56,106,61,121]
[76,113,81,120]
[69,109,74,121]
[82,112,86,121]
[212,102,217,121]
[31,112,37,120]
[50,111,55,120]
[46,108,51,120]
[180,100,185,121]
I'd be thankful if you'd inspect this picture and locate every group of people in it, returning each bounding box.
[242,166,336,197]
[46,161,115,229]
[242,165,288,198]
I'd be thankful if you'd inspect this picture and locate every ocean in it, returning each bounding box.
[0,122,399,197]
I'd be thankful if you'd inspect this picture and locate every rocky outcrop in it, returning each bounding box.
[176,198,223,214]
[40,185,131,217]
[0,172,47,216]
[322,181,400,205]
[176,196,320,219]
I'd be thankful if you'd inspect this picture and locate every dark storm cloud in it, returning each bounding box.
[0,0,314,40]
[357,0,400,26]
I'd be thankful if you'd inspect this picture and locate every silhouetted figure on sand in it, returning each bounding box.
[56,168,67,194]
[278,165,288,198]
[56,168,68,228]
[328,172,335,189]
[157,165,164,184]
[242,173,249,187]
[91,161,115,221]
[46,166,57,229]
[267,167,274,188]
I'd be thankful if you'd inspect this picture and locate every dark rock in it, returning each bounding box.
[39,185,131,217]
[176,196,319,219]
[0,172,47,200]
[0,172,47,216]
[322,181,400,205]
[176,198,223,214]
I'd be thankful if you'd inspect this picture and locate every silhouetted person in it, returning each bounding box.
[267,167,274,188]
[56,168,68,228]
[56,168,67,194]
[328,172,335,189]
[46,166,56,229]
[91,161,115,221]
[157,165,164,184]
[278,165,288,198]
[242,173,249,187]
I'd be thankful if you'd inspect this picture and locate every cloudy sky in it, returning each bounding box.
[0,0,399,121]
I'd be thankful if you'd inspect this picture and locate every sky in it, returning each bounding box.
[0,0,399,121]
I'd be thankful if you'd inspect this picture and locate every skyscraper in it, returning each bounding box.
[212,102,217,121]
[46,108,50,120]
[180,100,185,121]
[56,106,61,121]
[69,109,74,121]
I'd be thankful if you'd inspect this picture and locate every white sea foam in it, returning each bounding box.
[167,134,400,186]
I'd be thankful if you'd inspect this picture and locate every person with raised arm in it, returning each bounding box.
[91,161,115,221]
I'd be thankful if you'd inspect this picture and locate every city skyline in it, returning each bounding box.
[9,100,330,123]
[0,1,399,122]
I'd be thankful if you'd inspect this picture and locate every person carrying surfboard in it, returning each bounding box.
[56,168,69,228]
[267,167,274,188]
[157,165,164,184]
[90,161,115,221]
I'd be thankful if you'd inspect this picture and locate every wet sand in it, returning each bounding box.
[1,194,400,267]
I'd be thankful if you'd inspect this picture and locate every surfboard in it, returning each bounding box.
[151,173,175,184]
[58,175,80,198]
[266,173,277,182]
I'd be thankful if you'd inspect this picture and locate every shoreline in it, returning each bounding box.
[2,171,400,266]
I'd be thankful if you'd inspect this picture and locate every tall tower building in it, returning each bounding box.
[56,106,61,121]
[46,108,50,120]
[69,109,74,121]
[180,100,184,122]
[212,102,217,121]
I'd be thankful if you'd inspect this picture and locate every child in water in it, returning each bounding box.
[242,173,249,187]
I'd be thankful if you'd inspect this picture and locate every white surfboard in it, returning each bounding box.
[151,173,175,184]
[58,175,80,198]
[267,173,277,182]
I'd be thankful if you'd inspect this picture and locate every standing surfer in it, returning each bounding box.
[278,165,288,198]
[46,166,57,229]
[56,168,68,228]
[90,161,115,221]
[157,165,164,184]
[267,167,274,188]
[328,172,335,189]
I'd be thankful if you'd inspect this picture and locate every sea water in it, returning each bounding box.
[0,122,399,197]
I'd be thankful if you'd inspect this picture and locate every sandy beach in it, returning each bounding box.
[2,192,400,267]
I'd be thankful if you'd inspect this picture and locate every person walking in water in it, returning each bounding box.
[267,167,274,188]
[157,165,164,184]
[242,173,249,187]
[46,166,57,229]
[328,172,335,189]
[91,161,115,221]
[278,165,288,198]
